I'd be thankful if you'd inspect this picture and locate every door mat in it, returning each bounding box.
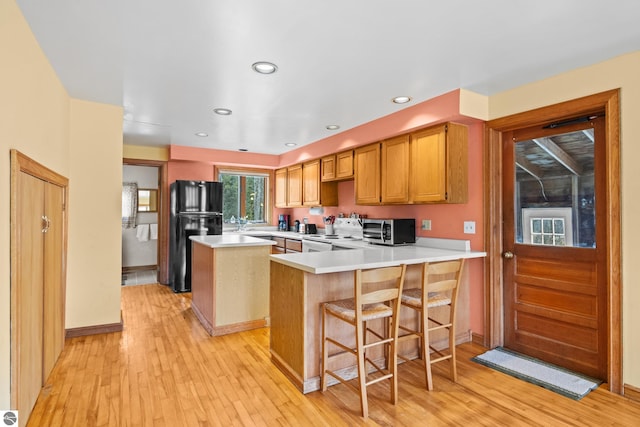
[471,346,601,400]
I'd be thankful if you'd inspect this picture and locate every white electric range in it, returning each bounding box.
[301,218,365,252]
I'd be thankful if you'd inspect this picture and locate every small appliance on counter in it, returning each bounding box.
[362,218,415,246]
[278,214,290,231]
[294,220,301,232]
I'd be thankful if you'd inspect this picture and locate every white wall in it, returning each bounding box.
[66,99,123,329]
[0,0,70,408]
[122,165,159,267]
[1,0,123,407]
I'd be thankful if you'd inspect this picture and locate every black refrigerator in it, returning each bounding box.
[169,180,223,292]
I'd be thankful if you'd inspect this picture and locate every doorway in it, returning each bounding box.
[122,159,168,285]
[484,90,621,392]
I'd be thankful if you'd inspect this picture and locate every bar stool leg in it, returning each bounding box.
[355,318,368,418]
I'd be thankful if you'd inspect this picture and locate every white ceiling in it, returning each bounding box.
[15,0,640,155]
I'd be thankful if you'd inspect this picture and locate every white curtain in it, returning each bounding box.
[122,182,138,228]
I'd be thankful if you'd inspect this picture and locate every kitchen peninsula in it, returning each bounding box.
[269,242,486,393]
[190,235,275,336]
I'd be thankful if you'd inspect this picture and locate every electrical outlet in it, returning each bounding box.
[464,221,476,234]
[421,219,432,231]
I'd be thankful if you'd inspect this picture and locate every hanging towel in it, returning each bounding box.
[149,223,158,240]
[136,224,150,242]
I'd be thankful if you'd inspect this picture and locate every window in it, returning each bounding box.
[218,169,269,224]
[522,208,573,247]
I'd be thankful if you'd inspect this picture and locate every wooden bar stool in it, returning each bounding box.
[320,264,406,418]
[398,259,465,390]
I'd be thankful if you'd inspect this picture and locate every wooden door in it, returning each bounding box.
[302,160,320,206]
[354,143,380,205]
[15,172,46,416]
[502,116,608,379]
[410,125,447,202]
[43,183,66,380]
[287,165,303,207]
[381,135,410,203]
[11,150,69,420]
[336,150,354,179]
[274,168,288,208]
[321,155,336,181]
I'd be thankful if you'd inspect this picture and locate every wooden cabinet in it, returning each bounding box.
[191,242,271,336]
[336,150,354,179]
[274,168,288,208]
[11,150,67,419]
[303,159,321,205]
[303,159,338,206]
[354,143,381,205]
[381,134,410,203]
[410,123,468,203]
[271,236,302,253]
[272,236,286,254]
[322,150,354,182]
[285,239,302,253]
[287,164,303,207]
[321,155,336,181]
[353,122,468,205]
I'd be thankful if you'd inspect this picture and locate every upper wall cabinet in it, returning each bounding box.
[274,168,288,208]
[287,164,303,207]
[354,122,468,205]
[354,143,381,205]
[381,134,411,204]
[410,122,468,203]
[303,159,338,206]
[321,150,354,182]
[321,155,336,181]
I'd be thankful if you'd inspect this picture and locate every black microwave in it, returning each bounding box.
[362,218,416,246]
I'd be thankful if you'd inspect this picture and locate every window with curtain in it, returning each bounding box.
[122,182,138,228]
[219,170,269,224]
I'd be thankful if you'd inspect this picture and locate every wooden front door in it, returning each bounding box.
[502,116,608,380]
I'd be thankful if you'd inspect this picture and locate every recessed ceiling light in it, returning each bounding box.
[252,61,278,74]
[392,96,412,104]
[285,142,297,147]
[326,125,340,131]
[213,108,232,115]
[195,132,208,137]
[238,148,249,152]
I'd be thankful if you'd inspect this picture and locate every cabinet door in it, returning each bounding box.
[410,123,468,203]
[303,160,321,206]
[274,168,288,208]
[321,155,336,181]
[15,172,45,415]
[336,150,354,179]
[410,125,448,202]
[381,135,410,203]
[354,143,381,205]
[287,164,303,207]
[43,182,65,380]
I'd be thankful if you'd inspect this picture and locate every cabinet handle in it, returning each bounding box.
[42,215,50,233]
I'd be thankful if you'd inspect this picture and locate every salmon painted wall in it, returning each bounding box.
[284,120,485,333]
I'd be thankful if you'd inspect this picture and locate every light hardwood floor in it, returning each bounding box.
[28,284,640,426]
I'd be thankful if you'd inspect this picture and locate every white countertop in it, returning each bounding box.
[270,245,486,274]
[224,229,304,240]
[190,234,276,248]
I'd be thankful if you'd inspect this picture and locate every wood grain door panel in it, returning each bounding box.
[43,183,66,381]
[503,117,607,380]
[16,172,45,415]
